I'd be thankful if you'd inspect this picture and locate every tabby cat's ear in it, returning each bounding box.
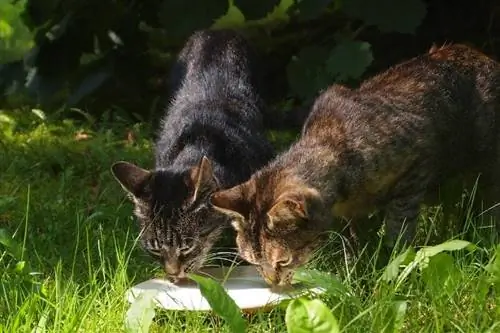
[190,156,218,201]
[111,161,151,197]
[267,191,315,231]
[210,185,248,232]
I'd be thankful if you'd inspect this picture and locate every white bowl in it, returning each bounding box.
[125,265,325,312]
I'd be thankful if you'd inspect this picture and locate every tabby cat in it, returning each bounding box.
[211,43,500,286]
[111,29,274,282]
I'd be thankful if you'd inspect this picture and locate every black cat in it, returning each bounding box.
[111,29,275,282]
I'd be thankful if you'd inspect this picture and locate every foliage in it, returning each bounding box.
[125,290,157,333]
[189,273,247,333]
[0,0,33,64]
[0,0,427,117]
[285,298,340,333]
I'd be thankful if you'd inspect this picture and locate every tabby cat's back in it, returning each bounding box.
[211,43,500,286]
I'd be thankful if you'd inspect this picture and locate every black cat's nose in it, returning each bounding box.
[164,263,187,283]
[167,271,187,284]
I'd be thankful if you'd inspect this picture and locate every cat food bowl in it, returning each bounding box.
[125,265,325,312]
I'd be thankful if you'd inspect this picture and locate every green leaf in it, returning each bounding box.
[382,247,416,283]
[415,239,475,270]
[326,40,373,82]
[158,0,229,38]
[0,19,13,39]
[286,45,331,101]
[286,298,340,333]
[288,0,334,21]
[293,269,350,298]
[0,228,23,260]
[15,261,26,273]
[125,290,157,333]
[341,0,426,34]
[385,300,407,333]
[234,0,281,21]
[189,274,247,333]
[421,253,460,298]
[393,240,474,289]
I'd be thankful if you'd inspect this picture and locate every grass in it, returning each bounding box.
[1,108,499,332]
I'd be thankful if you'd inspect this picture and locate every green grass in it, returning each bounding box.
[1,109,499,332]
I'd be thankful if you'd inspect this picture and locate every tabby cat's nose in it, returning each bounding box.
[260,264,279,285]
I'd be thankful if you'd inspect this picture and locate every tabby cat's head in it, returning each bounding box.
[111,156,226,283]
[210,172,329,287]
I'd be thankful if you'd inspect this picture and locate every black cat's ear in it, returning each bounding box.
[190,156,218,201]
[111,161,151,197]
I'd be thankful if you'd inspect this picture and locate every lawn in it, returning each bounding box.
[1,109,499,332]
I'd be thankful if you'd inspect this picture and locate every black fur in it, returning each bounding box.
[111,29,275,281]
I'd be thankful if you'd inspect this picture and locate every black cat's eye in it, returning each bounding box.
[143,239,162,257]
[146,248,162,257]
[179,246,194,256]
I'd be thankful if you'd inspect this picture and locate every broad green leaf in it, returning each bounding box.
[0,20,13,39]
[293,269,350,298]
[326,40,373,82]
[158,0,229,38]
[415,239,475,270]
[213,5,245,28]
[382,247,416,282]
[388,300,407,333]
[394,240,474,289]
[421,253,460,298]
[125,290,157,333]
[234,0,281,21]
[0,228,23,260]
[286,298,340,333]
[189,274,247,333]
[286,45,331,101]
[341,0,427,34]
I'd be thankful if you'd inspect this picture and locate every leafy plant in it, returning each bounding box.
[0,0,33,64]
[382,239,476,290]
[285,297,340,333]
[189,273,247,333]
[0,0,427,121]
[125,290,157,333]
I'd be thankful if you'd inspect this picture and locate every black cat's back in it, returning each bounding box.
[157,29,274,187]
[111,29,275,282]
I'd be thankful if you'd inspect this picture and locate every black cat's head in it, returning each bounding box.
[111,156,227,283]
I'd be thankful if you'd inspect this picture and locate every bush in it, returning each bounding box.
[0,0,428,121]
